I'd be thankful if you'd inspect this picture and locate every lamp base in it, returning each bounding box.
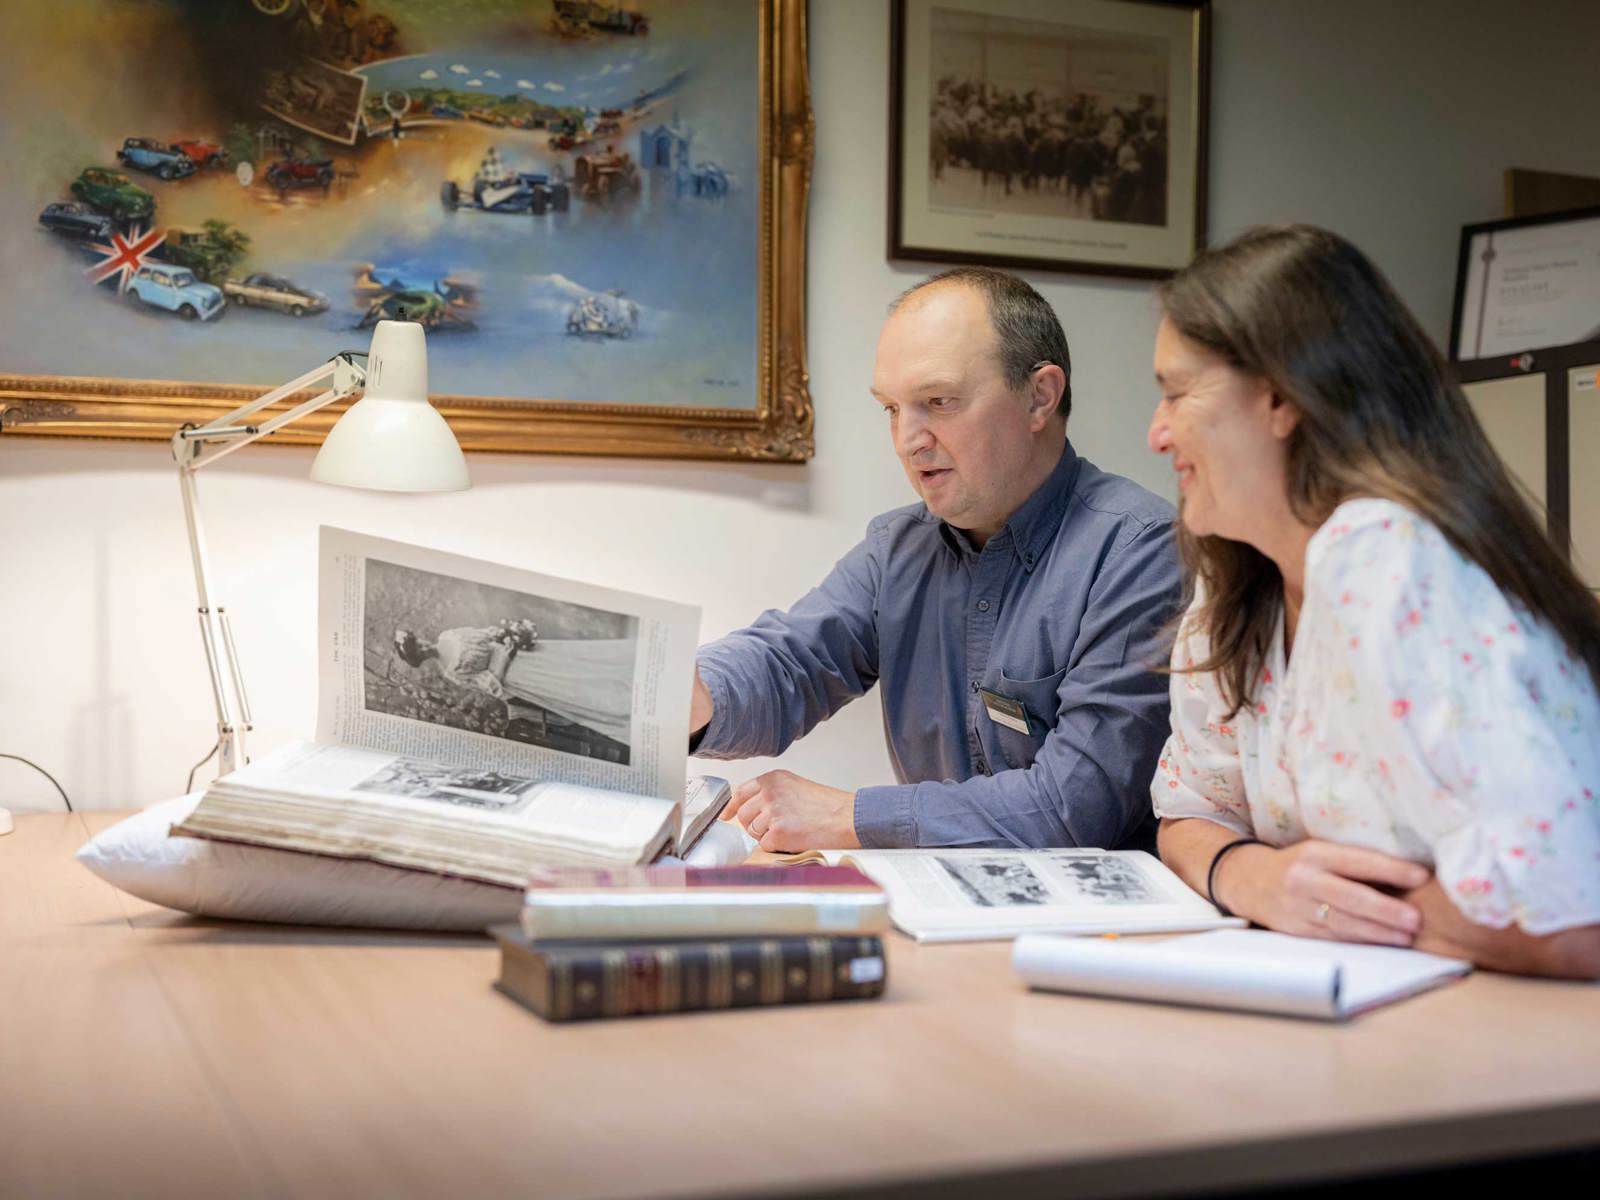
[0,806,13,836]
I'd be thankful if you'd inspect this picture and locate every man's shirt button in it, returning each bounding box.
[976,599,991,612]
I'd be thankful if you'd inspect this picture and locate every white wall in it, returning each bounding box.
[3,0,1598,811]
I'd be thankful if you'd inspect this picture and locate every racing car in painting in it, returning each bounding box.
[440,148,570,216]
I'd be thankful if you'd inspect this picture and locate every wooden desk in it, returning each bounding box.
[4,811,1597,1199]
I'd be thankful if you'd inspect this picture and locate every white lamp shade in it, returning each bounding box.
[310,320,471,492]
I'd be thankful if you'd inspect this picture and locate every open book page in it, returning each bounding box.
[1013,929,1472,1019]
[315,527,700,806]
[178,742,679,883]
[822,848,1243,942]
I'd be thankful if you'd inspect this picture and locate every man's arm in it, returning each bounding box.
[692,528,883,760]
[729,520,1179,852]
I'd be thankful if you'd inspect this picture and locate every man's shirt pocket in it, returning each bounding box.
[981,664,1068,771]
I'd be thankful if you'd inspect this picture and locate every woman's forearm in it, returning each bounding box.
[1157,817,1259,906]
[1406,879,1600,980]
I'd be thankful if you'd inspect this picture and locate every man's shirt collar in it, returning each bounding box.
[938,437,1081,570]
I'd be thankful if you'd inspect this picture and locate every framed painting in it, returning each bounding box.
[0,0,813,462]
[889,0,1208,278]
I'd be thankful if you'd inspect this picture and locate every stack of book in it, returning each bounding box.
[491,864,893,1021]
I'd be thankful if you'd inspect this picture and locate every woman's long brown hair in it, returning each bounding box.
[1160,224,1600,715]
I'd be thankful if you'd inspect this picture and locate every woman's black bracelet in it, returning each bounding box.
[1205,836,1264,916]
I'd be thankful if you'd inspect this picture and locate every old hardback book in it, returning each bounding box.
[490,926,888,1021]
[172,529,736,884]
[520,864,891,940]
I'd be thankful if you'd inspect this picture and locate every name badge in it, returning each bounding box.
[978,687,1031,736]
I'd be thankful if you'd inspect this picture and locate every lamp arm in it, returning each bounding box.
[170,353,366,779]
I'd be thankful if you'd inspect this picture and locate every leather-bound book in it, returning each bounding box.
[490,926,887,1021]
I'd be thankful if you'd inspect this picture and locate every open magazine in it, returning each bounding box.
[173,528,731,887]
[790,848,1243,942]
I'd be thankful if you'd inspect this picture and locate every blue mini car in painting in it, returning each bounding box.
[38,202,115,241]
[125,264,225,320]
[117,137,197,180]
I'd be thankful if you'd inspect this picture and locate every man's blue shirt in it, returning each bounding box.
[695,440,1180,849]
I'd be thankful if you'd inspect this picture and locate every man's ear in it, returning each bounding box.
[1027,364,1067,432]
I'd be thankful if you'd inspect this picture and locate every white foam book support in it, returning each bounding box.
[1013,929,1472,1019]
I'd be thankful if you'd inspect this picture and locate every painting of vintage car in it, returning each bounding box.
[264,154,335,190]
[37,201,115,241]
[125,264,226,320]
[170,138,229,168]
[572,149,640,200]
[116,136,197,180]
[69,167,155,223]
[222,272,328,317]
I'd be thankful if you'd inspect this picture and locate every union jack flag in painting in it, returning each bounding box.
[85,224,167,294]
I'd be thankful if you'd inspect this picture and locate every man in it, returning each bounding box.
[693,268,1179,853]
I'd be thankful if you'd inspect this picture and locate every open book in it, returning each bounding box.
[1014,929,1472,1019]
[782,848,1243,942]
[173,528,733,886]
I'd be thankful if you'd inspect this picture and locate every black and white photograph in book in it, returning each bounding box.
[1047,853,1159,905]
[364,558,639,765]
[928,9,1169,225]
[353,759,540,813]
[938,857,1051,907]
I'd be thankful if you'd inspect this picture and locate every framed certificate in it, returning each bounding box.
[1450,205,1600,364]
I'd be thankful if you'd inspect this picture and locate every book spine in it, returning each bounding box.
[518,936,887,1021]
[519,898,887,941]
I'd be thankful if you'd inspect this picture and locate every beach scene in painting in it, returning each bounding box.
[0,1,759,408]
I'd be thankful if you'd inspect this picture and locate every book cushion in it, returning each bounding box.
[76,794,756,931]
[76,795,522,930]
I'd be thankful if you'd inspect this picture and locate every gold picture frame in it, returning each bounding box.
[0,0,813,463]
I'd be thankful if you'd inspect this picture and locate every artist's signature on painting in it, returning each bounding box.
[701,377,741,388]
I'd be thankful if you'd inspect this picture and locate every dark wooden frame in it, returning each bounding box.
[0,0,814,463]
[887,0,1210,279]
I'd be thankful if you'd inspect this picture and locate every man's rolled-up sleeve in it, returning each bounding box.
[854,519,1179,849]
[694,529,883,760]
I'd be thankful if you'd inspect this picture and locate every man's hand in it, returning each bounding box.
[1215,838,1429,947]
[720,769,861,853]
[690,665,713,735]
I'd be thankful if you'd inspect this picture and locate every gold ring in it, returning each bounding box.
[1315,902,1331,924]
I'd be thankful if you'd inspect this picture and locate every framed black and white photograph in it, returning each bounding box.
[889,0,1209,278]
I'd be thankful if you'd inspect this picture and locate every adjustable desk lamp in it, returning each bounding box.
[174,319,470,781]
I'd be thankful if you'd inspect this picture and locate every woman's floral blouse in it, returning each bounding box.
[1153,498,1600,935]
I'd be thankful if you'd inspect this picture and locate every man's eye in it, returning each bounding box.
[881,405,897,419]
[928,396,954,410]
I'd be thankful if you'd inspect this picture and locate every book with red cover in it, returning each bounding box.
[520,864,891,940]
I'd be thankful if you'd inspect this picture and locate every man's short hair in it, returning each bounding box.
[891,267,1072,421]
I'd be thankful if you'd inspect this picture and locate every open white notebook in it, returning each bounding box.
[1013,929,1472,1019]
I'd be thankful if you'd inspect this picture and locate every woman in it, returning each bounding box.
[394,621,634,746]
[1146,224,1600,979]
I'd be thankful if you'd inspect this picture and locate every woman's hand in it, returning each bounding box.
[1216,839,1430,947]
